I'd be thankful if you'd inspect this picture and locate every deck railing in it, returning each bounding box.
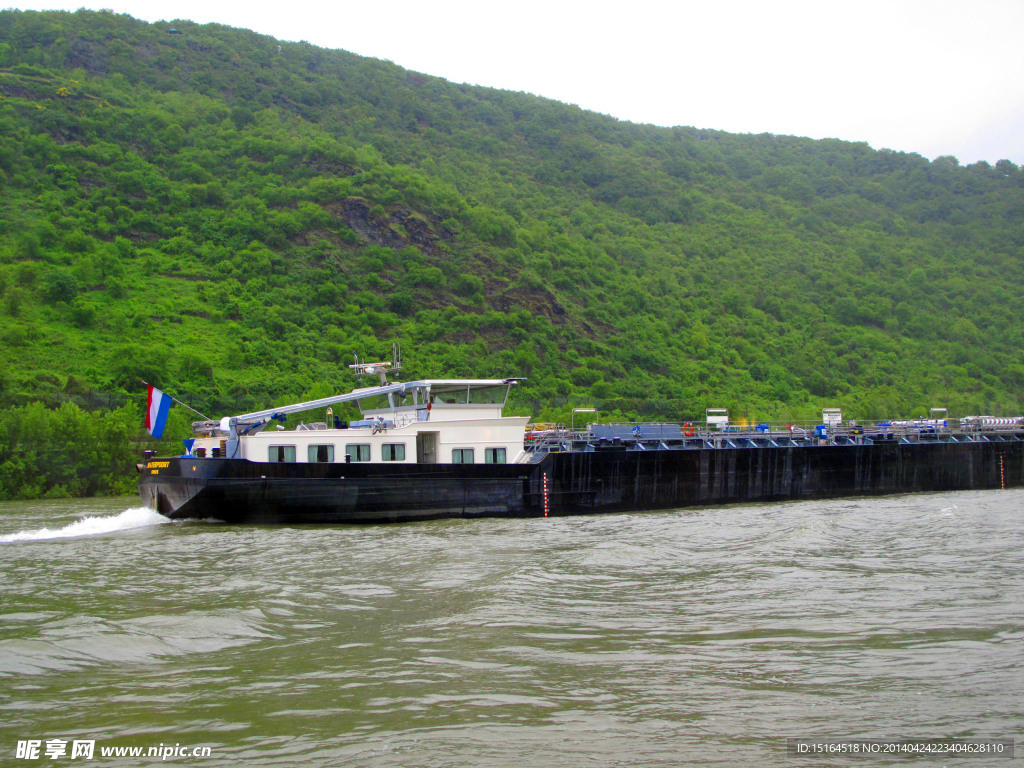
[523,417,1024,454]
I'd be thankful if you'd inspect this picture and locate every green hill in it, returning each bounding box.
[1,9,1023,498]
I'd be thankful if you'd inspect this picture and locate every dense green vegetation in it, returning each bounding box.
[1,9,1023,499]
[0,401,138,498]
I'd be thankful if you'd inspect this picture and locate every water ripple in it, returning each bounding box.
[0,491,1021,766]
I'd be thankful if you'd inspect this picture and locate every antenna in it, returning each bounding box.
[349,343,402,385]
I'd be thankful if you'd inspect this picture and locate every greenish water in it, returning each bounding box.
[1,491,1022,767]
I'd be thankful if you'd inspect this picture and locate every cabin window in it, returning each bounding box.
[431,386,469,404]
[308,444,334,463]
[345,444,370,462]
[269,445,296,463]
[452,448,475,464]
[382,443,406,461]
[485,447,507,464]
[469,385,510,404]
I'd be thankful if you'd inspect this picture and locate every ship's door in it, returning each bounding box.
[417,432,438,464]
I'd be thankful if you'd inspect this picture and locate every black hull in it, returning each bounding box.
[139,438,1024,524]
[139,460,537,524]
[545,439,1022,512]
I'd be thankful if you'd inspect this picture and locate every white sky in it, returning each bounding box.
[8,0,1024,165]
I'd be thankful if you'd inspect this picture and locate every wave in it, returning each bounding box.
[0,507,169,543]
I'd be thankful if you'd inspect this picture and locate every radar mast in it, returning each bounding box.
[350,343,402,386]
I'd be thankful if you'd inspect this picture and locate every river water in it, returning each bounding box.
[1,491,1021,767]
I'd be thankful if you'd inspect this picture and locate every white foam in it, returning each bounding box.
[0,507,170,543]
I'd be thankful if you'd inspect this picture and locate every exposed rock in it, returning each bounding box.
[323,197,451,255]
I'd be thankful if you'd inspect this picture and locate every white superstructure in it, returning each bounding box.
[188,378,529,466]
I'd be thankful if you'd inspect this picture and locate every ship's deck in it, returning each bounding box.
[524,420,1024,458]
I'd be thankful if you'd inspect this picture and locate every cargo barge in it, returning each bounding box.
[138,354,1024,523]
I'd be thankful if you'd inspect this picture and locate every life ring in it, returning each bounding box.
[683,423,694,437]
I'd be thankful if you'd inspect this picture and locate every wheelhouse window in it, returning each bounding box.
[382,443,406,461]
[430,386,468,404]
[469,385,510,404]
[485,447,507,464]
[452,448,475,464]
[269,445,296,463]
[308,444,334,463]
[345,444,371,462]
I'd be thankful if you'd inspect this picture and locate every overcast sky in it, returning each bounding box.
[8,0,1024,165]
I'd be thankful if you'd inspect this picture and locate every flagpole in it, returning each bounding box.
[141,380,211,420]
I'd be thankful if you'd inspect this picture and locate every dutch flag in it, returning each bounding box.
[146,385,172,439]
